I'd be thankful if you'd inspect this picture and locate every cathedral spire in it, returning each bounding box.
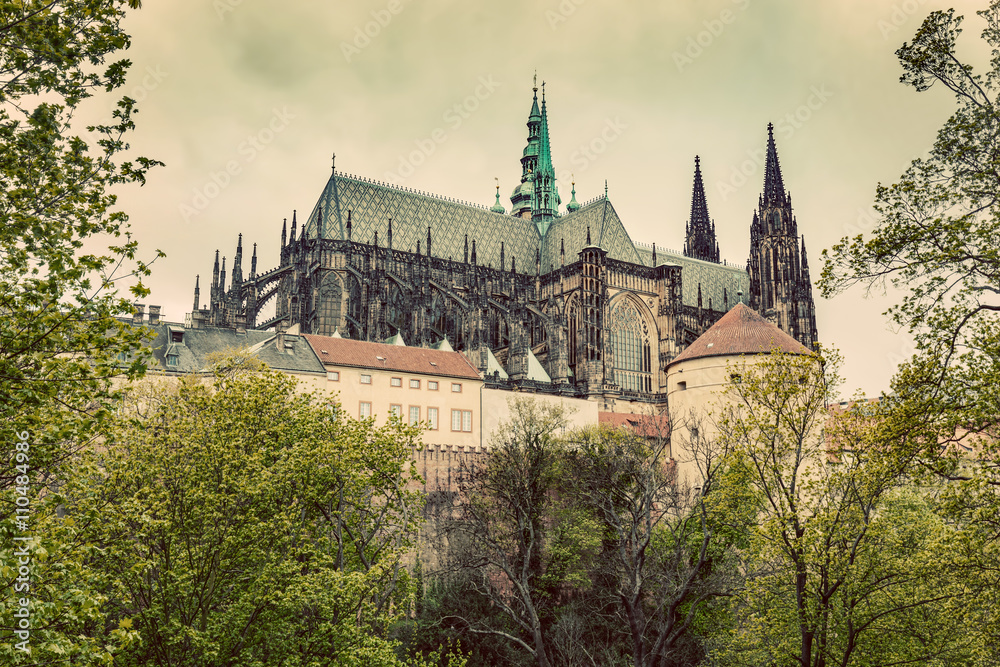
[289,210,297,245]
[232,234,243,287]
[762,123,787,207]
[531,81,560,233]
[281,218,287,248]
[566,176,580,213]
[193,274,200,312]
[219,256,227,293]
[684,156,720,263]
[250,242,257,277]
[491,177,505,213]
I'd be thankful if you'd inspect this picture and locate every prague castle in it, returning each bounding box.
[189,79,818,411]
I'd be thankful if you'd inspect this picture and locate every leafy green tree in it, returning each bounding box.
[712,350,975,667]
[441,398,599,667]
[820,5,1000,659]
[75,359,439,666]
[0,0,160,663]
[567,420,743,667]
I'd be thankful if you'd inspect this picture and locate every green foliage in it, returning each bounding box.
[820,6,1000,663]
[70,361,438,666]
[0,1,161,663]
[711,350,977,667]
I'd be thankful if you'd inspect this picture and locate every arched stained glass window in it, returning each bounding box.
[610,299,652,393]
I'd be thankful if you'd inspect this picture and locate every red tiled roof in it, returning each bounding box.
[668,303,811,367]
[599,412,670,437]
[302,335,481,380]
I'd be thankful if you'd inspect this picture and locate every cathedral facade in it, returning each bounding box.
[190,81,818,410]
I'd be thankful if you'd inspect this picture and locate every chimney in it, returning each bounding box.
[132,304,145,325]
[148,305,161,325]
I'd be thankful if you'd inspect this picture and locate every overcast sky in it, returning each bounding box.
[104,0,990,398]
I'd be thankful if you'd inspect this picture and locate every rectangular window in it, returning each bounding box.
[327,371,340,381]
[409,405,420,426]
[427,407,438,430]
[166,355,178,367]
[428,381,439,391]
[360,374,372,385]
[451,383,462,393]
[389,404,402,418]
[409,379,420,389]
[391,377,402,387]
[451,409,472,432]
[359,402,372,418]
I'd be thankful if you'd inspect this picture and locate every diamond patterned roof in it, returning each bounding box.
[305,173,541,269]
[635,244,750,310]
[539,197,641,271]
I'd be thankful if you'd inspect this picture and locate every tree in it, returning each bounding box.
[0,1,161,663]
[567,419,743,667]
[819,3,1000,489]
[441,398,599,667]
[74,357,443,666]
[712,350,976,667]
[820,6,1000,658]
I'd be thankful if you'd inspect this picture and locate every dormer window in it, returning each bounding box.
[170,331,183,343]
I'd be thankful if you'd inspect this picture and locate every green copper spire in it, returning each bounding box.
[531,81,560,235]
[510,75,542,218]
[491,177,506,213]
[566,175,580,213]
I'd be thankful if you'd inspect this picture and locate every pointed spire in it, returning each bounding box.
[212,249,220,290]
[491,177,505,213]
[566,175,580,213]
[219,256,227,293]
[373,230,379,248]
[281,218,287,248]
[387,218,393,249]
[427,226,432,257]
[251,243,257,277]
[464,234,469,263]
[763,123,787,206]
[290,210,297,245]
[346,209,352,241]
[317,204,324,239]
[586,226,592,245]
[232,234,243,287]
[193,274,200,312]
[560,237,566,266]
[511,256,516,274]
[471,239,477,265]
[500,242,505,271]
[684,155,720,263]
[652,242,657,267]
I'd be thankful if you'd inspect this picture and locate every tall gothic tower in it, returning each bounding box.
[509,76,560,233]
[683,155,720,263]
[747,124,818,348]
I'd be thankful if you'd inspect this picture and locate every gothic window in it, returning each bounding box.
[316,272,343,336]
[610,299,653,394]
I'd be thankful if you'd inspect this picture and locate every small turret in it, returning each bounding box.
[566,177,580,213]
[193,275,200,312]
[490,178,506,214]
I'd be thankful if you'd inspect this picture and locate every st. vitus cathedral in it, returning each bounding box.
[190,79,817,408]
